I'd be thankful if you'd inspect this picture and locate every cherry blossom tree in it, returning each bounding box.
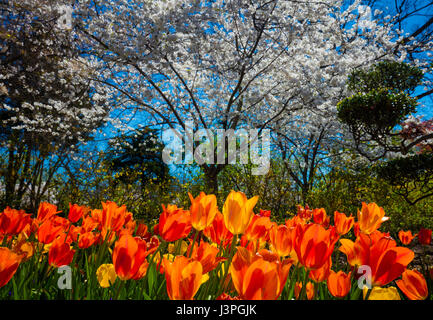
[0,0,110,210]
[74,0,425,194]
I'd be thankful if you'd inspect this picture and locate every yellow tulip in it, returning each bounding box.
[96,264,117,288]
[222,191,259,235]
[168,241,189,255]
[363,286,401,300]
[189,192,218,231]
[357,202,389,234]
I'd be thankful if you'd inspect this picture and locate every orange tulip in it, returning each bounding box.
[36,202,61,224]
[240,215,274,252]
[294,281,314,300]
[339,234,369,268]
[136,223,151,240]
[353,222,360,237]
[293,223,339,270]
[398,230,416,245]
[396,269,428,300]
[296,204,313,221]
[203,211,233,248]
[269,224,293,257]
[418,228,432,245]
[0,247,22,288]
[68,203,88,223]
[77,232,100,249]
[162,256,203,300]
[294,282,303,299]
[371,248,414,287]
[48,235,75,267]
[327,270,352,298]
[357,202,389,235]
[243,214,273,242]
[285,216,306,231]
[334,211,354,236]
[259,209,271,217]
[37,219,65,244]
[100,201,129,240]
[339,233,414,286]
[112,234,155,280]
[294,281,315,300]
[11,234,34,262]
[229,247,292,300]
[222,191,258,235]
[187,241,226,274]
[157,204,192,242]
[119,218,137,237]
[0,207,32,236]
[217,293,240,300]
[189,192,218,231]
[80,216,99,233]
[306,281,315,300]
[312,208,329,227]
[309,257,332,283]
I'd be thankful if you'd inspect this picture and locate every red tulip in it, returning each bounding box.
[296,205,312,221]
[418,228,432,245]
[48,235,75,267]
[136,223,151,240]
[258,210,271,217]
[112,234,155,280]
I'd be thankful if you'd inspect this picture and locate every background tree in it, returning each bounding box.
[105,128,170,187]
[0,0,110,212]
[338,60,433,204]
[74,0,416,194]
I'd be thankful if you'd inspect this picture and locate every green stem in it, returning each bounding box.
[300,268,310,300]
[364,287,372,300]
[188,229,200,258]
[216,235,238,297]
[115,280,125,300]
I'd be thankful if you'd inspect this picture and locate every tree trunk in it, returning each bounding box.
[202,164,220,196]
